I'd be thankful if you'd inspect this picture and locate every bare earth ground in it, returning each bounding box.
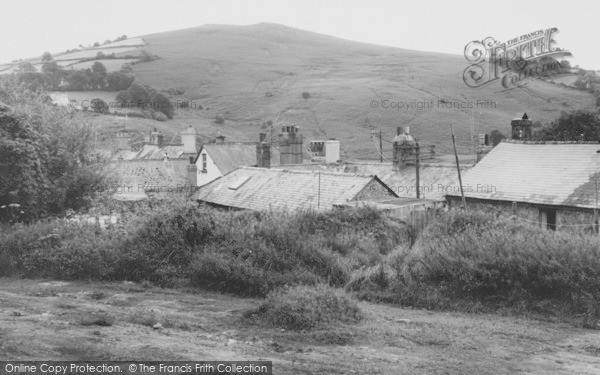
[1,278,599,374]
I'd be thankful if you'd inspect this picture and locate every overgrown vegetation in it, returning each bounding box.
[347,209,600,327]
[0,200,410,295]
[0,76,113,221]
[1,196,599,328]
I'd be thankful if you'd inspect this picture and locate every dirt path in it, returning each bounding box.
[0,278,598,374]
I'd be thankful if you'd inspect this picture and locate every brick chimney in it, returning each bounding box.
[256,133,271,168]
[150,128,164,147]
[392,126,415,169]
[278,125,303,165]
[187,156,198,186]
[511,113,532,140]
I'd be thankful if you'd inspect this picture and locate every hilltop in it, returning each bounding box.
[132,23,597,155]
[11,23,599,157]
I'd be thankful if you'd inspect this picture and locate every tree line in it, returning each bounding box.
[16,53,135,92]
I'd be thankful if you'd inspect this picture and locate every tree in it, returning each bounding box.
[139,50,157,63]
[115,90,133,108]
[489,129,505,146]
[93,42,100,47]
[127,83,154,106]
[120,64,133,73]
[106,71,134,91]
[16,62,36,73]
[89,62,108,89]
[534,110,600,141]
[0,76,109,219]
[41,60,60,75]
[41,52,53,63]
[65,70,89,91]
[150,92,173,119]
[90,98,109,113]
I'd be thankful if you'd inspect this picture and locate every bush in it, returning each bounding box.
[346,209,600,325]
[214,114,225,124]
[90,98,109,113]
[256,285,363,330]
[0,77,108,219]
[301,92,310,99]
[153,112,168,122]
[150,92,173,119]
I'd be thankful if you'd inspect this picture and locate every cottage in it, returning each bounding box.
[446,140,600,230]
[109,126,199,199]
[193,134,280,187]
[195,167,399,212]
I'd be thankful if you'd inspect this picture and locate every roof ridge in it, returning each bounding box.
[503,140,600,145]
[240,166,374,178]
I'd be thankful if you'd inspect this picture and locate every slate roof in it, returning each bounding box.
[260,162,469,200]
[447,141,600,208]
[198,143,280,175]
[118,144,195,161]
[107,159,191,195]
[195,167,396,211]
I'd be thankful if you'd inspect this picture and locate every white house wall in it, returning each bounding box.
[196,150,223,187]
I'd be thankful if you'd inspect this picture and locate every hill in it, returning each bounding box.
[48,23,600,157]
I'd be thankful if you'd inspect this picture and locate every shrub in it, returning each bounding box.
[106,71,135,91]
[301,92,310,99]
[150,92,173,119]
[214,114,225,124]
[0,78,108,219]
[90,98,109,113]
[153,111,168,122]
[256,285,363,330]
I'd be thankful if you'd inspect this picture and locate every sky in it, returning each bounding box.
[2,0,599,70]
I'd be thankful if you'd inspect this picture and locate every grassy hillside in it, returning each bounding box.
[103,23,595,156]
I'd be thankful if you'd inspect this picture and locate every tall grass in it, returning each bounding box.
[0,199,412,296]
[347,209,600,326]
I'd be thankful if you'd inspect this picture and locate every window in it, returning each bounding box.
[201,154,207,172]
[229,176,251,190]
[539,208,557,230]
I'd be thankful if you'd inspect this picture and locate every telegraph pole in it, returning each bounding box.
[415,140,420,198]
[379,130,383,163]
[451,124,467,210]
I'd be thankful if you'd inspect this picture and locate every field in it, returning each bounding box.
[0,37,146,75]
[117,23,597,157]
[1,278,599,374]
[68,59,139,72]
[26,37,146,64]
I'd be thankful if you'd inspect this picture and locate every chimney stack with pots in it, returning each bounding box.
[511,113,532,140]
[279,125,303,165]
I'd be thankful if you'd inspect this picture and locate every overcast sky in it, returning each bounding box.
[2,0,599,70]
